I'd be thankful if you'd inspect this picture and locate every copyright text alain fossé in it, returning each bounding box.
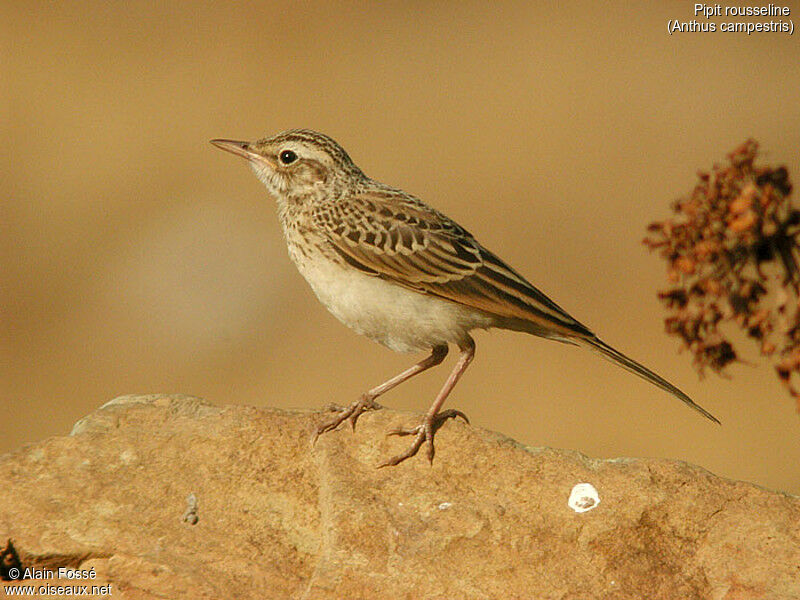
[2,566,112,597]
[668,4,794,35]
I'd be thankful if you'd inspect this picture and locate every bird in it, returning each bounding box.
[210,129,719,466]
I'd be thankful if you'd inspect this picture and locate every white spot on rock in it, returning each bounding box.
[119,449,137,465]
[568,483,600,513]
[182,493,199,525]
[438,502,452,510]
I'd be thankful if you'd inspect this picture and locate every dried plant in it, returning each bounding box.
[643,140,799,407]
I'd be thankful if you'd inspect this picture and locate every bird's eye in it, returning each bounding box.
[279,150,297,165]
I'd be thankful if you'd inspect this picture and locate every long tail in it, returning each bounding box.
[581,337,720,424]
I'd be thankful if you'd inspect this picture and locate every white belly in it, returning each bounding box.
[294,256,493,353]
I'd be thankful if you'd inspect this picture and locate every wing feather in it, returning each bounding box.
[314,190,593,338]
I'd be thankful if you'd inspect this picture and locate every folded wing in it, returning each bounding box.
[312,190,593,340]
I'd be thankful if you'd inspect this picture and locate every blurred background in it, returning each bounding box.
[2,2,799,493]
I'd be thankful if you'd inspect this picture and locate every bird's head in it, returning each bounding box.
[211,129,365,198]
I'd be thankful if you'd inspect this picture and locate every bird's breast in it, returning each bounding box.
[287,243,494,353]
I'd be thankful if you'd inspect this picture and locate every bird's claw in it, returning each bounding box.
[312,396,383,444]
[379,409,469,467]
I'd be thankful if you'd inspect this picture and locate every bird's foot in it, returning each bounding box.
[313,395,383,442]
[379,409,469,467]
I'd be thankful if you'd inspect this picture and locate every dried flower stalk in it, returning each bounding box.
[643,140,799,407]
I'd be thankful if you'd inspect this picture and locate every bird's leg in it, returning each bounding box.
[313,344,449,441]
[380,336,475,467]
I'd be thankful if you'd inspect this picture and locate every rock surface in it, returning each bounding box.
[1,394,798,599]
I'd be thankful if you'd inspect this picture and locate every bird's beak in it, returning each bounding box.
[210,139,274,166]
[210,139,253,159]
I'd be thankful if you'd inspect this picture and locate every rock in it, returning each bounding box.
[1,394,798,599]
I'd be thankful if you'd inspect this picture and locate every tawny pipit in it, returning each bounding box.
[211,130,719,466]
